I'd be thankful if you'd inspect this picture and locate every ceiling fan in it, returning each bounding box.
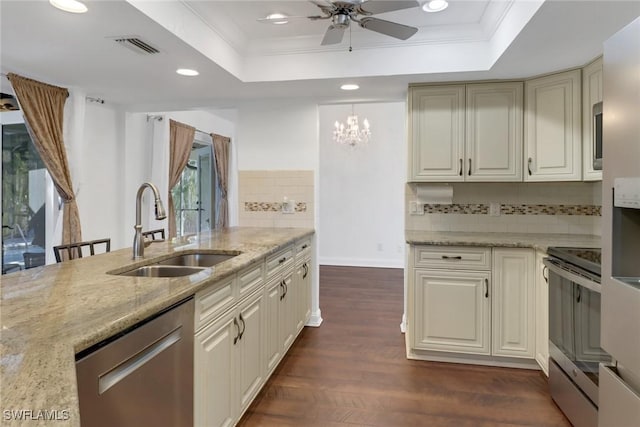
[259,0,420,46]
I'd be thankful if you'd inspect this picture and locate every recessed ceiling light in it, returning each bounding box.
[176,68,199,77]
[49,0,88,14]
[340,84,360,91]
[422,0,448,13]
[265,13,289,25]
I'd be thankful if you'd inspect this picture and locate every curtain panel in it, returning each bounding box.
[7,73,82,245]
[168,119,195,239]
[212,133,230,228]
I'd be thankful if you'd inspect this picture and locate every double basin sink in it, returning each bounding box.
[113,251,241,277]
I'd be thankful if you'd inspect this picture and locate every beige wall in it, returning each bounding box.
[238,170,314,228]
[406,182,602,235]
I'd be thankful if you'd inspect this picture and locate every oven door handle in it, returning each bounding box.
[543,258,602,294]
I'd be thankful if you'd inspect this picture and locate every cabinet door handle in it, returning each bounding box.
[458,159,463,176]
[233,317,240,345]
[468,158,472,176]
[484,278,489,298]
[576,286,582,303]
[279,280,285,300]
[238,313,246,340]
[441,255,462,260]
[283,280,288,299]
[302,263,308,279]
[279,257,286,264]
[543,266,549,283]
[301,244,308,250]
[528,157,533,176]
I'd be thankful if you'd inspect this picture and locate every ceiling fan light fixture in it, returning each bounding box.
[176,68,199,77]
[49,0,88,14]
[264,13,289,25]
[340,84,360,91]
[422,0,448,13]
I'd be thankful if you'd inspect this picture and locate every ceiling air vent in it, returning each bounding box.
[111,36,160,55]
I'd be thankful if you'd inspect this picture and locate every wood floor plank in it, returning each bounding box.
[238,266,570,427]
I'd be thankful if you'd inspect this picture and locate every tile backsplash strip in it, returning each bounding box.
[406,182,602,235]
[239,170,314,228]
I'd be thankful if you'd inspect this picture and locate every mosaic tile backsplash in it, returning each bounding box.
[239,170,314,228]
[406,182,602,235]
[423,203,601,216]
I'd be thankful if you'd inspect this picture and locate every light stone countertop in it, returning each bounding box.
[0,227,314,426]
[405,230,601,252]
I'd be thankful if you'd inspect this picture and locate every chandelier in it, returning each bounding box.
[333,105,371,147]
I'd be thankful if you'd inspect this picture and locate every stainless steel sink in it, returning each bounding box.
[118,265,206,277]
[110,251,241,277]
[157,253,238,267]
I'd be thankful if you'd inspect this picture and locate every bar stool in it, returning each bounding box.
[142,229,165,241]
[53,238,111,263]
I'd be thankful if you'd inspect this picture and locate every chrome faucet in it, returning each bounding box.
[133,182,167,259]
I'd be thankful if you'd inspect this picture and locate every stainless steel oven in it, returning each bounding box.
[544,247,611,427]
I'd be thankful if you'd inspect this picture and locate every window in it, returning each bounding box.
[171,135,217,237]
[1,121,49,273]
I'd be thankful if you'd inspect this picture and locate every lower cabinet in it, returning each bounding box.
[412,269,491,354]
[535,250,550,375]
[195,237,314,426]
[194,289,264,427]
[409,245,536,365]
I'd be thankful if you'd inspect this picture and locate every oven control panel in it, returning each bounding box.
[614,177,640,209]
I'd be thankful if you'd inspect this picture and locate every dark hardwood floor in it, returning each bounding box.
[238,266,570,427]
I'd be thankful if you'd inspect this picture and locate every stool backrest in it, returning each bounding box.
[53,238,111,263]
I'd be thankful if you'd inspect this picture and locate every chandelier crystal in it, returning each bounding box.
[333,105,371,147]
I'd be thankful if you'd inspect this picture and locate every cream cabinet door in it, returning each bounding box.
[466,82,523,181]
[280,271,296,351]
[264,276,282,375]
[582,57,603,181]
[295,258,312,333]
[412,269,491,354]
[237,291,265,415]
[525,69,582,181]
[492,248,535,358]
[409,85,466,181]
[194,310,237,427]
[534,250,549,375]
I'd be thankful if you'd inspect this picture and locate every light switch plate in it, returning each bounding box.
[409,201,424,215]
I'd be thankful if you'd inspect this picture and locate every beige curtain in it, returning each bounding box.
[212,133,230,228]
[7,73,82,244]
[168,119,195,239]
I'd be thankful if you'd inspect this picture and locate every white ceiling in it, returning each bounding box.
[1,0,639,110]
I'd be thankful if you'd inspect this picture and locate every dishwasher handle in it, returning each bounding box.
[98,326,182,394]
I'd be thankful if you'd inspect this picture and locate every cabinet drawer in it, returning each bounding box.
[238,261,264,299]
[266,245,294,277]
[295,238,312,260]
[414,246,491,270]
[195,275,236,331]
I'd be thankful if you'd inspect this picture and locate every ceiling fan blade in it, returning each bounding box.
[321,24,346,45]
[359,17,418,40]
[359,1,419,15]
[257,15,310,24]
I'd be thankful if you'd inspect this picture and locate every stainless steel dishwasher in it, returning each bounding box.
[76,298,194,427]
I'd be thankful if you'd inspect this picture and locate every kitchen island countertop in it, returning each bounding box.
[405,230,600,252]
[0,227,314,426]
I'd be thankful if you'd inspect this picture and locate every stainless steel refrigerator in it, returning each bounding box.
[600,15,640,427]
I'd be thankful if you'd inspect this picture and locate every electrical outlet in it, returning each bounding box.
[409,201,424,215]
[489,202,501,217]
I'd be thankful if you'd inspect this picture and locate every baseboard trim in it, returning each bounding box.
[319,257,404,269]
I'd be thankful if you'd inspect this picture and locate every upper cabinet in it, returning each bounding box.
[409,85,466,181]
[582,57,603,181]
[466,83,523,181]
[524,69,582,181]
[409,82,523,182]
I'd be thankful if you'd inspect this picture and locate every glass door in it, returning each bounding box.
[1,120,49,273]
[171,137,216,237]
